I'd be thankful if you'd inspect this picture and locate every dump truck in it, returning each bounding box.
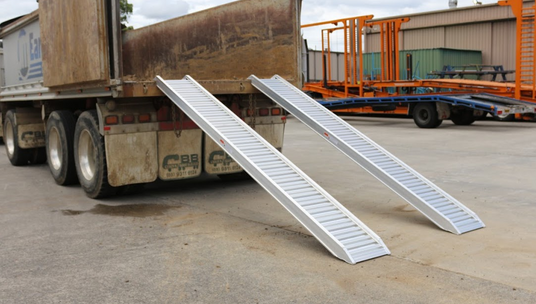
[0,45,4,89]
[0,0,302,198]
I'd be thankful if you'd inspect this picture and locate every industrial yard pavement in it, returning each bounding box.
[1,116,535,303]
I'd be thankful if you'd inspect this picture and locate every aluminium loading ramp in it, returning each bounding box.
[155,75,390,264]
[315,93,536,117]
[250,75,485,234]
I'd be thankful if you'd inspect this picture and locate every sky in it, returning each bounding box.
[0,0,498,50]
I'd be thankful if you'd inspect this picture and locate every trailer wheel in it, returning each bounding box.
[476,111,488,120]
[46,111,78,185]
[29,147,48,165]
[451,109,476,126]
[3,110,30,166]
[495,114,515,121]
[74,110,115,198]
[413,103,442,128]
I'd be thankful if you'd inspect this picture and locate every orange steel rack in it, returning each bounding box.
[499,0,536,101]
[303,2,536,109]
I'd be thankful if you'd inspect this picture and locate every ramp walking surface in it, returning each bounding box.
[155,75,389,263]
[251,75,485,234]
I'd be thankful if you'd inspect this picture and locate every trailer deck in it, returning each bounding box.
[317,93,536,118]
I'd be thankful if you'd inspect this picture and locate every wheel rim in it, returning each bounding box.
[78,129,96,181]
[418,109,429,121]
[5,120,15,156]
[48,126,62,171]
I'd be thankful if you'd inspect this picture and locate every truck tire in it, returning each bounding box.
[413,103,443,128]
[495,114,515,121]
[451,109,476,126]
[74,110,115,199]
[3,109,30,166]
[476,111,488,120]
[29,147,48,165]
[46,111,78,185]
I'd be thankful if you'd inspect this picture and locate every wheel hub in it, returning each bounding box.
[419,110,429,120]
[78,129,96,181]
[5,120,15,156]
[48,126,62,171]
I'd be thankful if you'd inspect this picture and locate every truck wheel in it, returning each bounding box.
[451,109,476,125]
[495,114,515,121]
[476,111,488,120]
[74,110,115,198]
[413,103,442,128]
[3,109,30,166]
[29,147,48,165]
[46,111,78,185]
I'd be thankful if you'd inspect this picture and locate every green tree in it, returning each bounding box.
[120,0,133,30]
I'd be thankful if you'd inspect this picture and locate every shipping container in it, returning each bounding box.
[306,48,482,82]
[363,48,483,80]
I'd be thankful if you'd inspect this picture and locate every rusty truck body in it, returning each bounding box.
[0,0,303,198]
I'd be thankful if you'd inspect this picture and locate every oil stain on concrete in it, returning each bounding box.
[60,204,178,218]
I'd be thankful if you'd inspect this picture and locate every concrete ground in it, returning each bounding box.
[0,116,535,303]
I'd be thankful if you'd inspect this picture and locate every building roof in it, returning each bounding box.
[369,2,527,30]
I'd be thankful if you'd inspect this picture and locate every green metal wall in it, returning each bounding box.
[362,48,483,80]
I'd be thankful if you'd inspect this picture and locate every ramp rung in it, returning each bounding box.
[300,197,331,206]
[324,219,357,230]
[341,234,375,245]
[250,75,485,235]
[307,203,338,212]
[317,213,349,223]
[156,75,390,264]
[280,183,310,191]
[336,230,367,241]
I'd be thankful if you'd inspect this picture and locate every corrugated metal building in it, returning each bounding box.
[364,2,525,75]
[307,1,531,82]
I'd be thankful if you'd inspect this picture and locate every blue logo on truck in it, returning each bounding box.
[17,29,42,81]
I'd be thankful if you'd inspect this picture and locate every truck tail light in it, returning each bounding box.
[157,107,170,121]
[259,108,269,116]
[122,114,135,124]
[247,109,255,116]
[105,115,119,125]
[139,114,151,123]
[271,108,281,116]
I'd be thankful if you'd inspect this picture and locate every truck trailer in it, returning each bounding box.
[0,45,4,89]
[0,0,301,198]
